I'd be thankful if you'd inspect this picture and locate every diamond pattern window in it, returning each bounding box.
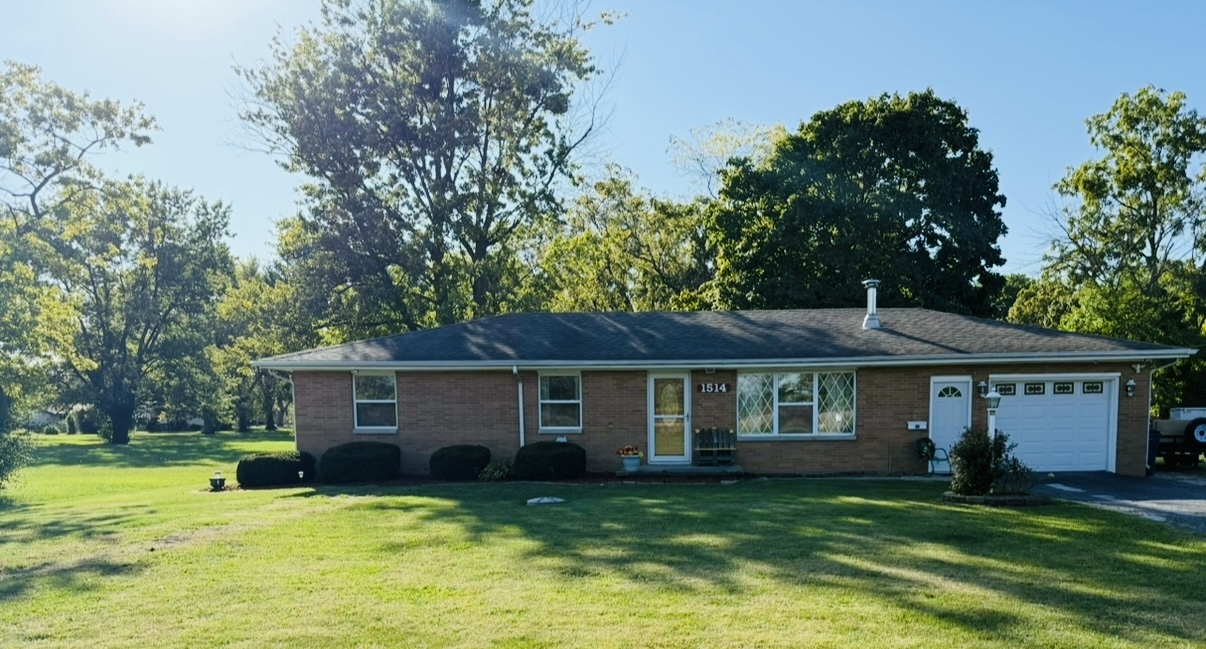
[737,372,856,436]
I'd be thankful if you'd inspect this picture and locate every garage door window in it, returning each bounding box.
[1054,382,1074,395]
[1083,382,1103,394]
[993,383,1016,396]
[1024,383,1045,395]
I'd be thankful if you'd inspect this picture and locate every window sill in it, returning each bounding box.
[538,429,582,435]
[738,434,856,442]
[354,427,398,435]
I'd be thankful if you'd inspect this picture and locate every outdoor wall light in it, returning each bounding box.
[1125,379,1136,397]
[210,471,226,492]
[984,389,1002,441]
[977,380,988,397]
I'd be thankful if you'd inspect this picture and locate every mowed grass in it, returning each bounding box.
[2,434,1204,648]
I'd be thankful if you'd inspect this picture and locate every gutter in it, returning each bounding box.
[252,348,1198,373]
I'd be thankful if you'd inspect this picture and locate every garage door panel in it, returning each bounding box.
[992,379,1113,472]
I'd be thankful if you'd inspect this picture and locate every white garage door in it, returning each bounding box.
[991,377,1115,472]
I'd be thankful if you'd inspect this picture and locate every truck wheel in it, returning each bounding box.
[1184,418,1206,447]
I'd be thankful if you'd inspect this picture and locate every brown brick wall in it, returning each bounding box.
[291,362,1154,477]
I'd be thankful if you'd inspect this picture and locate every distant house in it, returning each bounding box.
[254,282,1194,477]
[23,408,65,430]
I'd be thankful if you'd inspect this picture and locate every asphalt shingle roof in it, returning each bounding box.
[256,309,1191,368]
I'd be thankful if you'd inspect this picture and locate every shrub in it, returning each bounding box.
[0,390,32,491]
[77,410,101,435]
[319,441,401,484]
[66,416,78,435]
[513,441,586,480]
[949,427,1035,496]
[478,459,515,482]
[236,450,317,488]
[429,444,491,481]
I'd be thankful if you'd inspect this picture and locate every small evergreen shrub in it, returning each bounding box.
[0,390,32,491]
[478,459,515,482]
[429,444,491,481]
[513,441,586,480]
[77,410,101,435]
[66,416,78,435]
[319,441,401,484]
[949,428,1035,496]
[236,450,317,488]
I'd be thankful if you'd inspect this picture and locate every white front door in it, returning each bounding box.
[648,374,690,463]
[930,377,972,453]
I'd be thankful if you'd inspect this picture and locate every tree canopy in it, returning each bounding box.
[537,165,711,312]
[1011,86,1206,412]
[699,90,1008,316]
[238,0,605,338]
[40,179,233,443]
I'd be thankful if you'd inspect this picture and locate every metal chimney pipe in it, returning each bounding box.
[862,279,881,329]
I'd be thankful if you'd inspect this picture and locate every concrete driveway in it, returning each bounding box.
[1033,471,1206,534]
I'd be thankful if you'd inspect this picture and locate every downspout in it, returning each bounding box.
[514,365,525,448]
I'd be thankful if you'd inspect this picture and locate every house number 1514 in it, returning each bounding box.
[697,383,730,394]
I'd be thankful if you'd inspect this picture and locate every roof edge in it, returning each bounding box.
[253,348,1197,372]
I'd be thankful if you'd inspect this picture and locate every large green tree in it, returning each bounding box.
[40,179,233,444]
[699,90,1007,316]
[1,61,155,453]
[207,259,313,431]
[537,166,711,311]
[1011,86,1206,412]
[1044,86,1206,294]
[239,0,605,337]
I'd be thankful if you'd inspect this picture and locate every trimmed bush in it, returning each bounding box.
[949,427,1035,496]
[66,416,78,435]
[479,459,515,482]
[77,410,101,435]
[513,441,586,480]
[236,450,317,488]
[319,441,401,484]
[429,444,491,481]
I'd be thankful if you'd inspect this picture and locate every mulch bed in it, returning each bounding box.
[943,491,1052,507]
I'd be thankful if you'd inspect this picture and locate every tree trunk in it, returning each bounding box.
[259,373,276,430]
[236,407,251,433]
[0,386,11,433]
[107,404,135,445]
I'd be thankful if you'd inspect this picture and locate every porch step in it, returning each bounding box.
[617,464,744,477]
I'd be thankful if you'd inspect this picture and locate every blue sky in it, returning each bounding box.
[7,0,1206,275]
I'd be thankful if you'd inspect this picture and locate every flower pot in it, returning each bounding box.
[621,455,640,472]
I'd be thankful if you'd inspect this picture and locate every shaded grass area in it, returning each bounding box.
[1,433,1204,648]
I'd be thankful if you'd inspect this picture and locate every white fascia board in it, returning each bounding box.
[252,348,1196,372]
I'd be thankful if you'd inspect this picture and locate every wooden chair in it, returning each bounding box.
[694,427,736,466]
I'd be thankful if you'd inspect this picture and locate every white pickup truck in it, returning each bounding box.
[1150,408,1206,469]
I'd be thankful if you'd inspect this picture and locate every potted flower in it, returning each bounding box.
[616,445,642,472]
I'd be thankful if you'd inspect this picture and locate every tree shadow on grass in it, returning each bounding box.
[26,430,296,469]
[0,504,157,545]
[0,555,144,602]
[301,479,1206,645]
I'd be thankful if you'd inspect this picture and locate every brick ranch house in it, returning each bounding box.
[254,282,1194,478]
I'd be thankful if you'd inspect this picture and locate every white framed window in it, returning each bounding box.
[353,373,398,432]
[737,372,855,437]
[539,373,582,432]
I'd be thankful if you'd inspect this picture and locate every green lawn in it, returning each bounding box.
[1,433,1204,648]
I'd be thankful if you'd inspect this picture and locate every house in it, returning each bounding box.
[253,281,1195,477]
